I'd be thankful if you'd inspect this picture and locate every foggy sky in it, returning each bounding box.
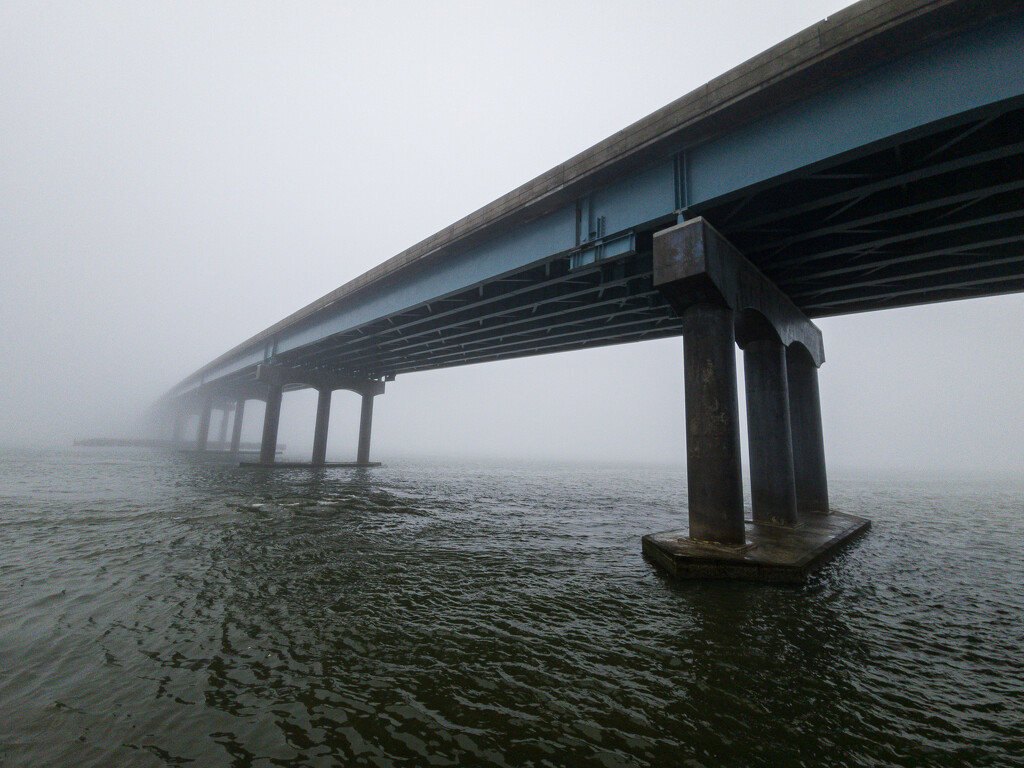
[2,1,1022,475]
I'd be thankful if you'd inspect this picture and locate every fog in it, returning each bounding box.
[2,1,1022,475]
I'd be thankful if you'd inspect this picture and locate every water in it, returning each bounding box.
[1,447,1021,768]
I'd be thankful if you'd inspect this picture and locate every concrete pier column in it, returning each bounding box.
[743,337,798,526]
[356,393,375,464]
[681,303,745,545]
[217,407,230,447]
[787,345,829,514]
[230,399,245,454]
[259,385,283,464]
[312,389,332,466]
[196,392,213,452]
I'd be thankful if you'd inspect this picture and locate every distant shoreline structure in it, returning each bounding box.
[73,437,278,452]
[74,438,173,448]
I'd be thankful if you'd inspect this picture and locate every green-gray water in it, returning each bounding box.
[1,447,1021,767]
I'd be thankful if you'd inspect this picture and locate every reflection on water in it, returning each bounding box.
[1,448,1021,767]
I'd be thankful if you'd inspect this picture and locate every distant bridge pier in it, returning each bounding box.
[643,218,869,581]
[230,399,245,454]
[243,364,384,468]
[259,384,284,464]
[217,406,231,447]
[357,392,375,465]
[312,389,331,466]
[196,391,213,452]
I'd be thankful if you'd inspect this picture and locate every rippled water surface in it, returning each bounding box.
[1,447,1021,767]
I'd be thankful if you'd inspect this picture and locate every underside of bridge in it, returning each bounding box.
[697,100,1024,316]
[158,0,1024,580]
[193,96,1024,393]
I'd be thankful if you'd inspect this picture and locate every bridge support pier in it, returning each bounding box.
[357,393,375,465]
[217,407,230,448]
[241,364,385,468]
[230,399,245,454]
[787,345,829,514]
[680,302,745,544]
[260,385,283,464]
[196,392,213,452]
[741,336,798,526]
[643,217,868,581]
[312,389,332,466]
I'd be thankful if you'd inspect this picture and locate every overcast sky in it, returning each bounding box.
[2,0,1021,475]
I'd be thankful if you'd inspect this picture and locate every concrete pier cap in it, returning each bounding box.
[647,217,867,582]
[653,217,824,367]
[255,362,386,397]
[252,362,385,467]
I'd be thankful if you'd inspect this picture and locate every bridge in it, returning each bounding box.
[156,0,1024,580]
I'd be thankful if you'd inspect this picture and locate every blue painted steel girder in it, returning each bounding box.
[185,162,679,391]
[682,13,1024,208]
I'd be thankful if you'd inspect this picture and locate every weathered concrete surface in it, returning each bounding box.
[238,461,382,468]
[642,511,870,583]
[679,302,746,544]
[654,217,824,365]
[787,345,830,513]
[742,336,798,526]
